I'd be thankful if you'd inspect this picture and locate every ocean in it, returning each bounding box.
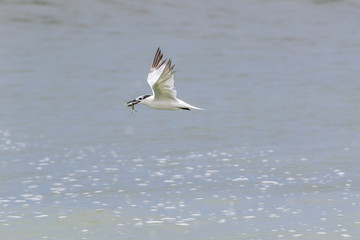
[1,0,360,239]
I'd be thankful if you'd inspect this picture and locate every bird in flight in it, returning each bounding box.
[126,48,204,111]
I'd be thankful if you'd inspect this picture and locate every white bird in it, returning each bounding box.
[126,48,204,111]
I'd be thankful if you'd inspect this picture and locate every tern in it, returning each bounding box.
[126,48,204,111]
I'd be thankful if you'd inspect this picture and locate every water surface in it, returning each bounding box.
[1,0,360,239]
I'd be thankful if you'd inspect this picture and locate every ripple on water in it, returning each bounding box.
[1,132,359,239]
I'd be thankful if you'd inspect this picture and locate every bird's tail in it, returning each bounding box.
[189,105,205,111]
[179,100,205,111]
[185,102,205,111]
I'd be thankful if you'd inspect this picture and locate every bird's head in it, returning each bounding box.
[126,94,151,108]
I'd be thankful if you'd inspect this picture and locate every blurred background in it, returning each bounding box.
[1,0,360,239]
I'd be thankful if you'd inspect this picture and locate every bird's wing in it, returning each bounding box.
[147,48,177,100]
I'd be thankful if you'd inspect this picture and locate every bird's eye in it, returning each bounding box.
[139,98,142,100]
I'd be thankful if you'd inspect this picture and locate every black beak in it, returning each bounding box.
[126,99,140,107]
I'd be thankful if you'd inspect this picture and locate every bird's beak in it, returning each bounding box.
[126,99,140,107]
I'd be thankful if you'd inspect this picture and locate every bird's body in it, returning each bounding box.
[126,48,204,111]
[141,95,199,111]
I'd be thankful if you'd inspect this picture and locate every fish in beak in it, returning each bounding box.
[126,99,140,110]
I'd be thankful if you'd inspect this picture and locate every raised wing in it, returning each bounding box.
[146,48,177,100]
